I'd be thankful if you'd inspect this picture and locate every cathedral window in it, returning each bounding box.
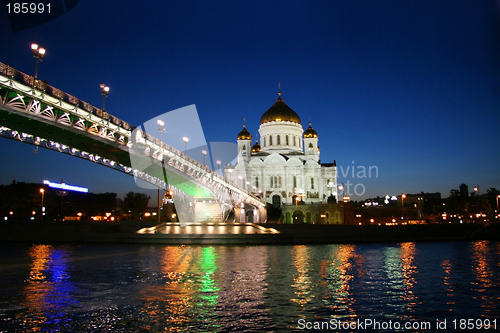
[270,136,273,146]
[286,135,289,145]
[293,176,297,188]
[277,135,281,145]
[308,142,313,152]
[256,176,259,188]
[270,176,273,188]
[263,137,266,147]
[293,136,296,146]
[311,177,314,189]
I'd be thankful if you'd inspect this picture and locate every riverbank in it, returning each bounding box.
[1,220,500,245]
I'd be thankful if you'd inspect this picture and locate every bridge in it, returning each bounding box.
[0,62,266,224]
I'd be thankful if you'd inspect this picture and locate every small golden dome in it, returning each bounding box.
[303,122,318,138]
[252,139,261,153]
[237,125,252,140]
[260,92,301,125]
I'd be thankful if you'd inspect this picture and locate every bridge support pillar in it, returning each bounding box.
[194,201,223,223]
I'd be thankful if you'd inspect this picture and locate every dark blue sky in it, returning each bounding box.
[1,0,499,200]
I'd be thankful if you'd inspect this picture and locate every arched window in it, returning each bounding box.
[308,142,313,152]
[270,135,273,146]
[311,177,314,189]
[277,135,281,145]
[263,137,266,147]
[256,176,259,188]
[272,195,281,208]
[293,136,296,146]
[286,135,289,145]
[293,175,297,188]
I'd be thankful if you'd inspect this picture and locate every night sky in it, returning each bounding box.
[1,0,499,201]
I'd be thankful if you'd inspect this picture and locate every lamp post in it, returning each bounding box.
[295,196,300,221]
[157,120,165,223]
[474,185,480,196]
[100,83,110,111]
[182,137,189,155]
[216,160,221,175]
[31,43,46,80]
[401,194,406,219]
[497,195,500,220]
[202,149,207,165]
[40,188,44,221]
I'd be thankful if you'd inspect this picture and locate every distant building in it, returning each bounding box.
[460,183,469,198]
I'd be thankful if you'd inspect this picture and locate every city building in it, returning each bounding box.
[224,91,340,223]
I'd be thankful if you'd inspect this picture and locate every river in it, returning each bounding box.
[0,241,499,332]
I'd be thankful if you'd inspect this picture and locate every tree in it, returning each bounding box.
[123,192,151,221]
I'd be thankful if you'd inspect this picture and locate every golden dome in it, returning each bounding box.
[252,139,261,153]
[303,122,318,138]
[260,92,301,125]
[237,125,252,140]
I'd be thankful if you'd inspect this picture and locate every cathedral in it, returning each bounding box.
[224,91,340,223]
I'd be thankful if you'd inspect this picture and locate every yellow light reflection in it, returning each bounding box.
[471,241,496,314]
[320,244,357,318]
[291,245,312,305]
[441,259,455,307]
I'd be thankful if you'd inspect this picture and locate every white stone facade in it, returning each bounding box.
[224,93,338,207]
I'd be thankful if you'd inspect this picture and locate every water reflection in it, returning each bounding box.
[1,241,499,332]
[471,241,497,314]
[20,244,76,331]
[441,259,454,307]
[381,243,417,316]
[320,244,356,318]
[291,245,312,305]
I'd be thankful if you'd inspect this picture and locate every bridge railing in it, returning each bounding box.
[0,61,135,132]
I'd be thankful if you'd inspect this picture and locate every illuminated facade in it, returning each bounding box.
[224,92,338,211]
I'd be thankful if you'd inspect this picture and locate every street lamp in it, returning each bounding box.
[39,188,45,221]
[183,136,189,155]
[156,119,166,223]
[338,184,344,203]
[100,83,110,111]
[202,149,207,165]
[157,120,165,141]
[216,160,221,175]
[295,196,300,221]
[474,186,480,196]
[497,195,500,220]
[31,43,46,80]
[401,194,406,219]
